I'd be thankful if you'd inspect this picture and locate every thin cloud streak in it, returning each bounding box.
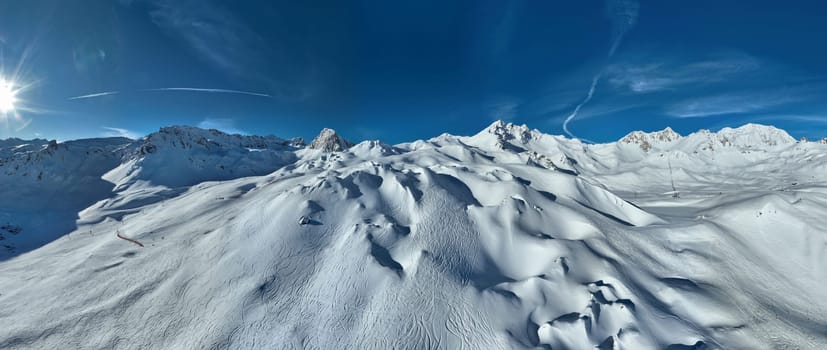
[15,118,32,132]
[607,53,763,93]
[101,126,141,139]
[145,88,271,98]
[126,0,318,101]
[562,0,639,139]
[563,73,602,138]
[606,0,640,57]
[197,118,246,135]
[666,92,802,118]
[751,114,827,124]
[486,97,520,122]
[141,0,263,78]
[67,91,120,100]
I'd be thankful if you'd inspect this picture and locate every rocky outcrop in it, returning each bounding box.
[309,128,352,152]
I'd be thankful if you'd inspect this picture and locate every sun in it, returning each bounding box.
[0,78,18,114]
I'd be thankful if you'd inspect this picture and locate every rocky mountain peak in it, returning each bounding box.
[309,128,352,152]
[486,120,535,144]
[619,127,682,151]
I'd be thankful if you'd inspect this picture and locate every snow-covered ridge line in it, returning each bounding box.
[617,123,799,152]
[0,121,814,154]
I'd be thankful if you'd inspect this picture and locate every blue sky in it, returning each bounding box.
[1,0,826,143]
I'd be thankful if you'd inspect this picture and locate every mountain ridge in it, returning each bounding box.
[0,121,809,151]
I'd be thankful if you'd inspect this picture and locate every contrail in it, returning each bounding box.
[68,87,272,101]
[563,73,602,138]
[67,91,120,100]
[144,88,271,98]
[606,0,640,57]
[562,0,639,139]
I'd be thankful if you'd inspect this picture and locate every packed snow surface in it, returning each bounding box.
[1,122,826,349]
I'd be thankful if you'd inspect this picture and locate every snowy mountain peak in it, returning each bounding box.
[138,126,297,155]
[620,124,796,152]
[484,120,537,143]
[0,137,129,180]
[350,140,401,157]
[309,128,353,152]
[619,127,681,151]
[0,138,50,158]
[471,120,544,151]
[104,126,300,189]
[715,123,796,147]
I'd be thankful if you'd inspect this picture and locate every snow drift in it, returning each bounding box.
[0,122,825,349]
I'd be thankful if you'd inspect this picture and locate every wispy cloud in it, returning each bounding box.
[197,118,245,135]
[666,90,804,118]
[144,87,270,98]
[125,0,318,100]
[15,118,32,132]
[605,0,640,57]
[561,0,640,139]
[485,97,519,122]
[143,1,264,78]
[750,114,827,124]
[67,91,120,100]
[101,126,141,139]
[607,52,762,93]
[483,2,519,61]
[570,101,645,122]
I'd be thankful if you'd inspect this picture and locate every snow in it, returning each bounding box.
[1,121,826,349]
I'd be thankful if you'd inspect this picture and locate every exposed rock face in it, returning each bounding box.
[309,128,352,152]
[481,120,544,152]
[620,127,681,152]
[487,120,535,143]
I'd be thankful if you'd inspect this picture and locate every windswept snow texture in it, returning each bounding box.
[1,122,826,349]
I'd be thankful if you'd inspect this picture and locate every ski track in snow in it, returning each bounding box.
[0,122,826,349]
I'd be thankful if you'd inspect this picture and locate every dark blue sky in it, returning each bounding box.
[1,0,826,143]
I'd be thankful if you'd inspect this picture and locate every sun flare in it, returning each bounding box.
[0,78,18,113]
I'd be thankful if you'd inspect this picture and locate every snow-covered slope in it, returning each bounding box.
[106,126,302,189]
[0,137,132,255]
[0,121,826,349]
